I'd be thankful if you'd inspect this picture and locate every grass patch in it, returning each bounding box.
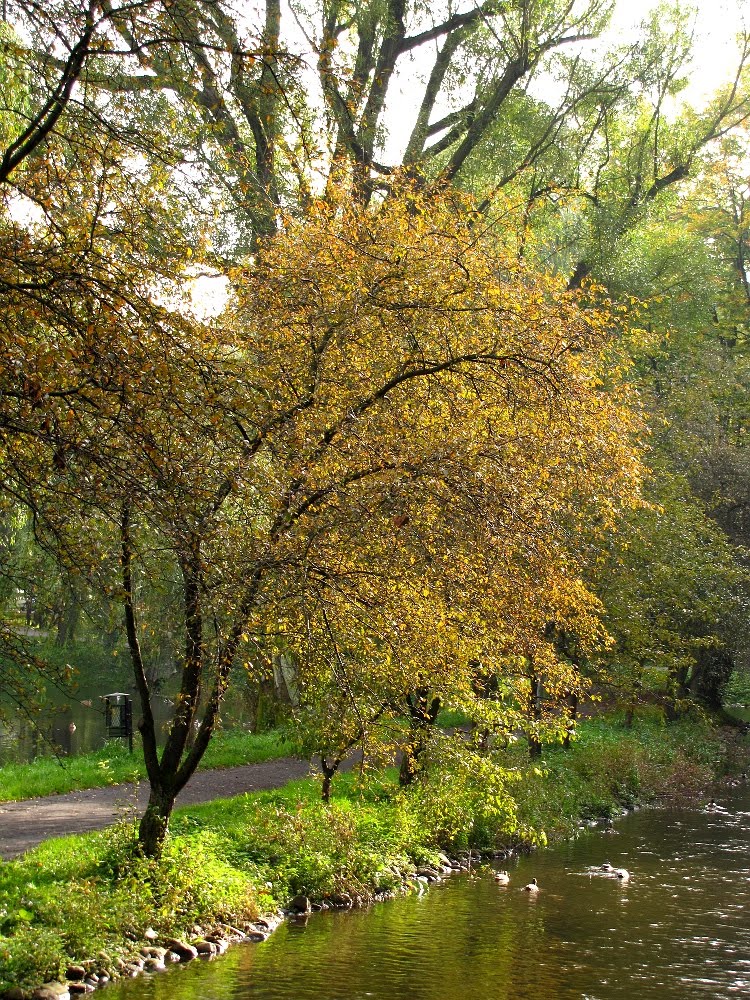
[0,728,294,803]
[510,714,727,842]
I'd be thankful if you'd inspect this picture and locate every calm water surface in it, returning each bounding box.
[105,786,750,1000]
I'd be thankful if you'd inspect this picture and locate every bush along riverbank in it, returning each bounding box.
[1,714,747,998]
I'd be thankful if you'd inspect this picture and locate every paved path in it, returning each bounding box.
[0,756,315,861]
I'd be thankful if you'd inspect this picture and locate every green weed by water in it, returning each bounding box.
[0,729,294,803]
[511,714,725,840]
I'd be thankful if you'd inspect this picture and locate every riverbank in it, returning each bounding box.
[1,715,747,997]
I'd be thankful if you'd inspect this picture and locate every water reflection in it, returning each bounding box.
[0,700,117,765]
[103,785,750,1000]
[0,688,256,765]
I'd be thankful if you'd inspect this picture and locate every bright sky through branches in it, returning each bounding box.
[382,0,749,162]
[608,0,746,103]
[190,0,749,315]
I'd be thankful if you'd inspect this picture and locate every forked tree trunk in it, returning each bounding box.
[321,755,340,804]
[121,506,251,857]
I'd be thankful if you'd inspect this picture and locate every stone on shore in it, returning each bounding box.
[139,946,167,960]
[30,985,69,1000]
[326,892,353,909]
[287,894,311,914]
[165,940,199,962]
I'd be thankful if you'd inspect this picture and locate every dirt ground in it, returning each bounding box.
[0,756,314,861]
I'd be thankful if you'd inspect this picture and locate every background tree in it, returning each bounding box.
[592,470,748,720]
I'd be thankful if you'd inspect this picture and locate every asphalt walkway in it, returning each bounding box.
[0,755,314,860]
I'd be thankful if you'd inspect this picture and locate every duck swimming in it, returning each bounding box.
[493,871,510,884]
[615,868,630,881]
[522,878,539,892]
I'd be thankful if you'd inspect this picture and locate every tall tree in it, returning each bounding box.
[4,184,642,852]
[36,0,641,249]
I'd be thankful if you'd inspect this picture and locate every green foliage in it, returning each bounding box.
[724,669,750,706]
[35,640,129,683]
[402,735,526,852]
[0,21,32,153]
[592,468,749,710]
[513,716,724,840]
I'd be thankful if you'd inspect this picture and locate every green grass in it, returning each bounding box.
[0,728,295,803]
[0,771,433,990]
[510,713,729,842]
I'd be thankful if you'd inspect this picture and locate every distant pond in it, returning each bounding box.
[103,784,750,1000]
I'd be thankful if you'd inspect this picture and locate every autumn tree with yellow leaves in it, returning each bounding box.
[2,154,644,852]
[9,0,748,853]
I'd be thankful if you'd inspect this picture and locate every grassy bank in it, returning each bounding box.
[0,715,746,993]
[0,729,294,803]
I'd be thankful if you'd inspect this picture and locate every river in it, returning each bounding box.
[101,784,750,1000]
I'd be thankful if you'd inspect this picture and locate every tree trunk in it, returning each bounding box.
[526,660,543,758]
[321,755,340,803]
[666,664,690,720]
[624,664,644,729]
[399,744,420,785]
[562,691,578,749]
[138,785,175,858]
[55,587,79,646]
[399,687,441,786]
[120,508,265,858]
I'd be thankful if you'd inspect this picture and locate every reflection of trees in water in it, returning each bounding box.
[0,700,105,764]
[1,671,278,766]
[1,687,258,764]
